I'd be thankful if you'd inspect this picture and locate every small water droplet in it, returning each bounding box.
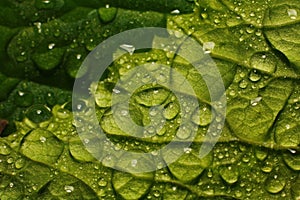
[203,42,215,54]
[120,44,135,55]
[76,54,82,60]
[40,136,47,143]
[48,43,55,50]
[0,143,11,155]
[112,88,120,94]
[98,178,107,187]
[9,182,14,188]
[287,9,297,20]
[15,158,26,169]
[171,9,180,14]
[251,96,262,106]
[163,103,179,120]
[249,70,261,82]
[7,157,14,164]
[98,6,117,23]
[15,91,34,107]
[131,159,137,167]
[64,185,74,193]
[239,80,248,89]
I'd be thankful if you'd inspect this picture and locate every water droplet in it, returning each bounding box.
[40,136,47,143]
[203,42,215,54]
[251,96,262,106]
[131,159,137,167]
[98,178,107,187]
[56,108,70,119]
[283,151,300,171]
[265,175,286,194]
[220,166,239,184]
[9,182,14,188]
[98,6,117,23]
[239,80,248,89]
[15,91,34,107]
[183,147,192,153]
[120,44,135,55]
[153,190,160,197]
[163,103,179,120]
[76,54,82,60]
[48,43,55,50]
[171,9,180,14]
[287,9,297,20]
[25,104,52,123]
[246,25,255,34]
[64,185,74,193]
[249,70,261,82]
[112,88,120,94]
[250,52,277,73]
[255,148,268,161]
[176,125,191,140]
[15,158,26,169]
[191,105,212,126]
[7,157,14,164]
[0,143,11,155]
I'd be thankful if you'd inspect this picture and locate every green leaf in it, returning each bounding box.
[0,0,299,199]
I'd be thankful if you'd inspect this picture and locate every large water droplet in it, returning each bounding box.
[176,125,191,140]
[25,104,52,123]
[250,52,277,73]
[219,166,239,184]
[98,6,117,23]
[163,103,179,120]
[265,175,286,194]
[191,105,213,126]
[283,151,300,171]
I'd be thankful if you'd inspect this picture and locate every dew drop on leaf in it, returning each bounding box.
[264,175,286,194]
[25,104,52,123]
[14,158,26,169]
[98,6,117,23]
[239,80,248,89]
[15,91,34,107]
[250,96,262,106]
[283,151,300,171]
[250,52,277,73]
[0,142,11,155]
[287,9,297,20]
[64,185,74,193]
[120,44,135,55]
[191,105,213,126]
[163,102,179,120]
[249,70,261,82]
[176,125,191,140]
[219,166,239,184]
[203,42,215,54]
